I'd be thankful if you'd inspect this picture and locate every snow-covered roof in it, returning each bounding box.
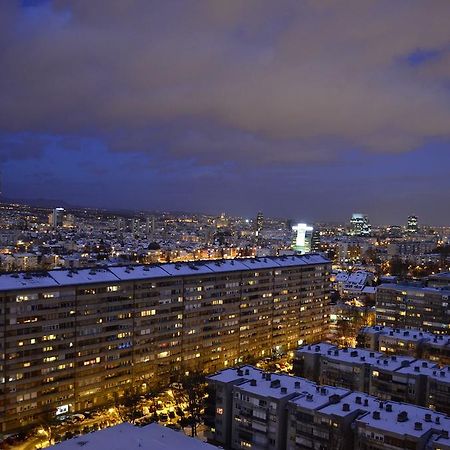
[49,423,218,450]
[48,268,120,286]
[0,255,330,292]
[0,272,59,291]
[108,265,172,281]
[355,399,450,439]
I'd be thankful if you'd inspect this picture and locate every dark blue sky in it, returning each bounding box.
[1,1,450,224]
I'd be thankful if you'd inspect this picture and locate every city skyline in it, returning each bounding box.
[1,1,450,224]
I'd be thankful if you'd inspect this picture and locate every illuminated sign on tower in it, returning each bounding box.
[292,223,313,254]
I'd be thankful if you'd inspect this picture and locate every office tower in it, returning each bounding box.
[116,217,125,233]
[0,255,331,433]
[145,216,155,236]
[131,218,139,235]
[350,213,371,236]
[376,284,450,334]
[311,229,321,252]
[292,223,313,254]
[48,207,65,228]
[255,211,264,236]
[407,215,419,234]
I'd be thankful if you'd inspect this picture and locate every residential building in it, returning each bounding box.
[356,326,450,365]
[376,284,450,334]
[206,366,450,450]
[0,255,331,433]
[294,343,450,414]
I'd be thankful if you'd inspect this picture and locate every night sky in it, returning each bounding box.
[1,1,450,224]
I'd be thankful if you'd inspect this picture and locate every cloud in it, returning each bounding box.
[0,0,450,165]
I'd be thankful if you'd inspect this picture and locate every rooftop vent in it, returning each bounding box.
[306,394,314,402]
[244,369,250,375]
[342,403,350,412]
[270,380,281,389]
[281,387,287,394]
[237,369,244,376]
[372,411,380,420]
[364,399,369,406]
[386,404,392,412]
[294,381,301,389]
[414,422,422,430]
[397,411,408,423]
[414,367,420,373]
[355,396,362,405]
[425,413,432,422]
[250,379,257,386]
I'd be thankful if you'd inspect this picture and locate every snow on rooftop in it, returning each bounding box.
[323,347,384,365]
[377,283,450,295]
[108,265,171,281]
[208,365,347,404]
[49,423,218,450]
[0,256,330,292]
[156,262,214,276]
[396,360,439,376]
[296,343,338,355]
[48,268,120,286]
[371,355,417,371]
[204,259,250,273]
[289,384,349,410]
[355,399,450,438]
[0,272,59,291]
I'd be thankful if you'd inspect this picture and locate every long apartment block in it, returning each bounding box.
[294,343,450,415]
[357,325,450,365]
[376,284,450,334]
[206,366,450,450]
[0,254,331,433]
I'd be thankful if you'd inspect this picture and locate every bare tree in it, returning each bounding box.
[172,370,206,437]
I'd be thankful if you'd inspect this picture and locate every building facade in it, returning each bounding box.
[294,343,450,415]
[0,255,331,433]
[376,284,450,334]
[206,366,450,450]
